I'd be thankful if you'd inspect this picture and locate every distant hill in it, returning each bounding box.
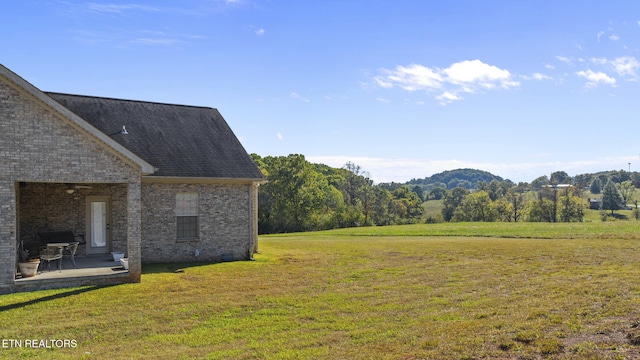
[407,168,506,190]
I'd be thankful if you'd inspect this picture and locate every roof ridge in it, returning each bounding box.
[44,91,216,110]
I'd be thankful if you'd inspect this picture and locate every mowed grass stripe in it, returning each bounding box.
[1,230,640,359]
[272,221,640,239]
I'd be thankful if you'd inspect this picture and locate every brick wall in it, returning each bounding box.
[141,182,252,263]
[0,77,141,292]
[18,183,129,253]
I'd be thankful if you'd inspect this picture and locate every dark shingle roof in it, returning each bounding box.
[46,92,263,179]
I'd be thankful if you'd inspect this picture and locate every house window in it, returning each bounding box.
[176,192,198,240]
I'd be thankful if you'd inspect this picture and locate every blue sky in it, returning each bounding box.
[3,1,640,183]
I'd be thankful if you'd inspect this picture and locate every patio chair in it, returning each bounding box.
[40,245,64,272]
[63,242,79,267]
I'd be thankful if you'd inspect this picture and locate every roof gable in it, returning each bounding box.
[46,93,263,179]
[0,64,156,175]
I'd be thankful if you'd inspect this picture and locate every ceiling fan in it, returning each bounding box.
[65,184,93,194]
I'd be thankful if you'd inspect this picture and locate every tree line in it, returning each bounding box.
[251,154,423,234]
[435,171,636,223]
[438,180,587,223]
[251,157,638,233]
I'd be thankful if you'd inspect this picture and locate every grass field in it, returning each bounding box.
[2,222,640,359]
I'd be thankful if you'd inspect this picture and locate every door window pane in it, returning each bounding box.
[91,202,107,247]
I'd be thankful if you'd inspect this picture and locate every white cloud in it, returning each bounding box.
[436,91,462,105]
[73,28,194,46]
[556,56,573,65]
[575,70,616,88]
[609,34,620,41]
[277,132,283,140]
[376,97,390,103]
[534,73,551,80]
[610,56,639,77]
[64,1,245,19]
[374,59,517,105]
[85,3,162,14]
[131,37,178,45]
[373,77,393,89]
[443,60,519,89]
[213,0,244,5]
[290,92,310,102]
[522,72,552,81]
[255,28,265,36]
[589,56,639,78]
[597,31,605,42]
[375,64,442,91]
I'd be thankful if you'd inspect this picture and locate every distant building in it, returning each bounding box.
[588,198,602,210]
[542,184,572,189]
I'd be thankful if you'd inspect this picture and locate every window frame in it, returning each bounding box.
[175,192,199,241]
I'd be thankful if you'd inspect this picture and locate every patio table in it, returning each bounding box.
[47,242,69,249]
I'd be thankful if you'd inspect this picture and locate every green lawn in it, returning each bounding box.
[300,220,640,240]
[2,223,640,359]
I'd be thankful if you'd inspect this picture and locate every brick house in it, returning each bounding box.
[0,64,264,293]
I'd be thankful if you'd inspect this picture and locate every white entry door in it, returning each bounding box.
[86,196,111,254]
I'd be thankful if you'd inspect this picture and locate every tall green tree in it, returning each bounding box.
[536,184,559,222]
[617,180,635,206]
[412,185,424,202]
[371,187,393,226]
[505,188,527,222]
[442,187,469,222]
[590,178,602,194]
[550,171,571,184]
[452,191,496,222]
[486,179,509,201]
[390,187,424,223]
[429,187,446,200]
[526,198,555,222]
[601,179,623,216]
[493,197,514,222]
[558,187,586,222]
[259,154,336,232]
[338,163,376,226]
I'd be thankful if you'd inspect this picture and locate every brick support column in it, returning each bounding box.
[250,182,259,255]
[126,180,142,282]
[0,181,17,293]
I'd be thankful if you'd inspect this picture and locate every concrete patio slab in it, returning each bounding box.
[14,254,130,291]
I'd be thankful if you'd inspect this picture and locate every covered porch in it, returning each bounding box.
[6,180,143,293]
[18,182,131,260]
